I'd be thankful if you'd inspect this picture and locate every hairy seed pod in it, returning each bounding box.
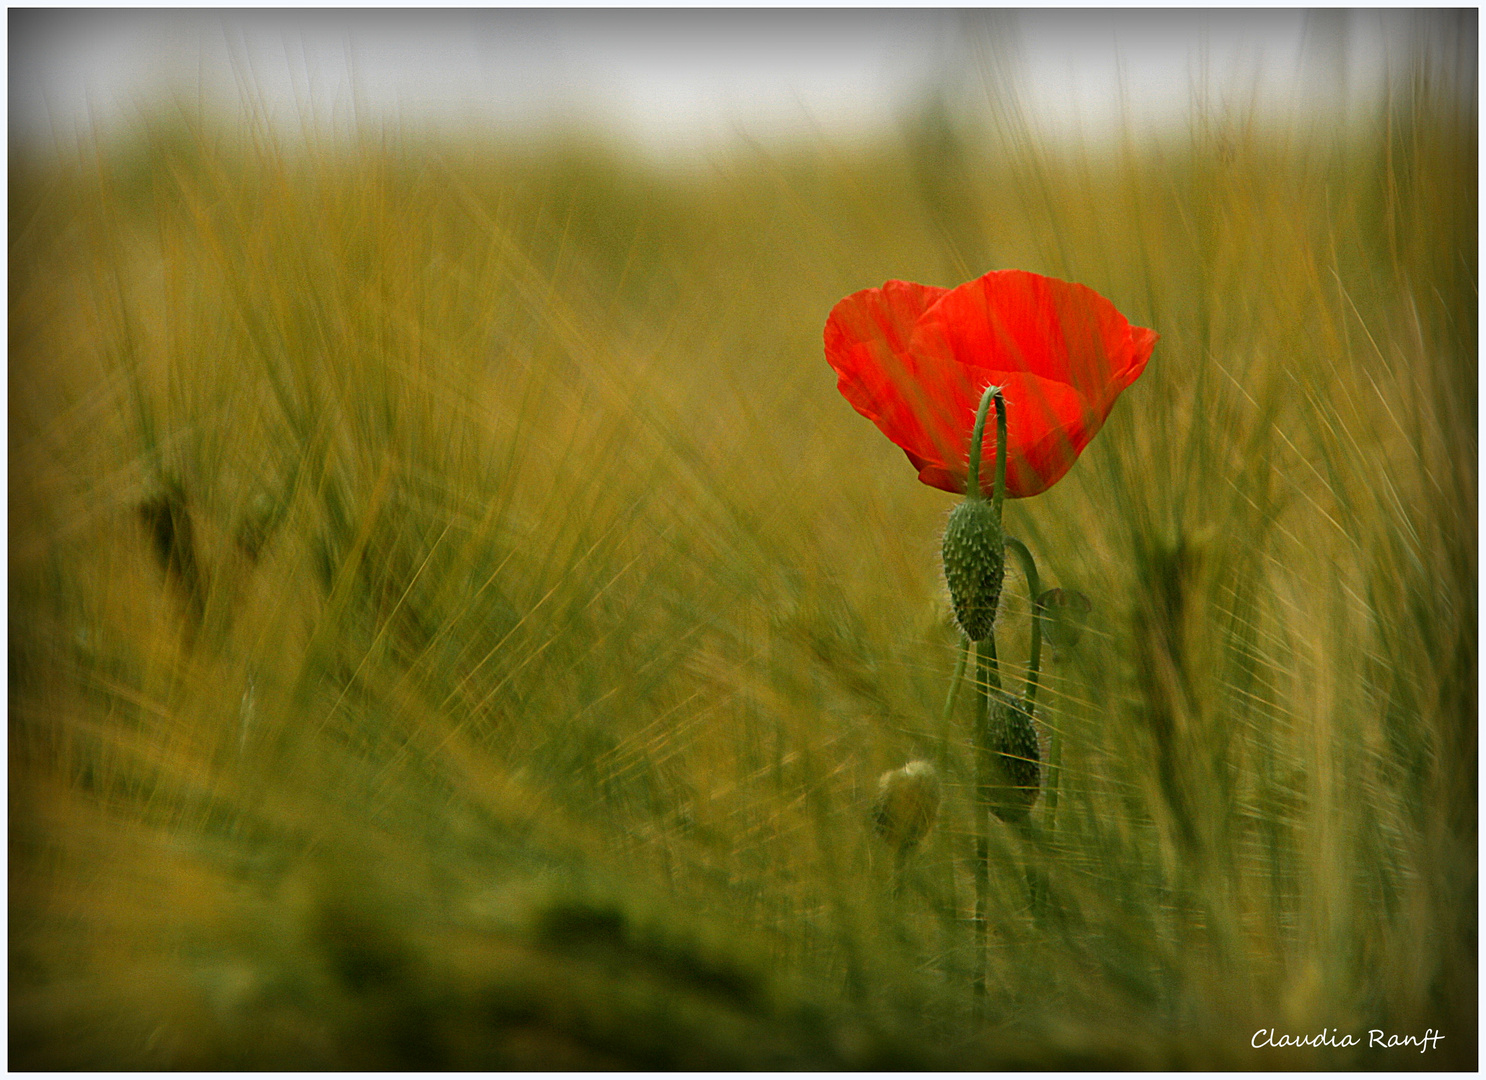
[942,497,1005,642]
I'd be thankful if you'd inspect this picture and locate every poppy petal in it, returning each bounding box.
[826,269,1156,499]
[825,280,953,466]
[913,270,1151,411]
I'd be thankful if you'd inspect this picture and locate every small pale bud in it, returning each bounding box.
[942,498,1005,642]
[872,760,941,850]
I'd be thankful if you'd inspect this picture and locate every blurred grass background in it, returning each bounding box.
[9,22,1476,1069]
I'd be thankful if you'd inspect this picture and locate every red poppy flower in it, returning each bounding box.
[824,269,1157,498]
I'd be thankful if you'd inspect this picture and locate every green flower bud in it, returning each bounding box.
[942,498,1005,642]
[984,695,1041,823]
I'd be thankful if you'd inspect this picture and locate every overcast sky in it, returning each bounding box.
[8,9,1466,158]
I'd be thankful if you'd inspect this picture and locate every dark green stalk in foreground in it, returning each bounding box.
[972,631,1003,1005]
[944,385,1010,1008]
[942,389,1057,1005]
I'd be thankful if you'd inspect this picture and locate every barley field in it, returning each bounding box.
[9,23,1476,1070]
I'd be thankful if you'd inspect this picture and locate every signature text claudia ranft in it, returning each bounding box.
[1251,1028,1443,1052]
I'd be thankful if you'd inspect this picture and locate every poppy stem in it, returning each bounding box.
[972,632,1002,1010]
[992,390,1008,522]
[959,383,1013,1010]
[964,384,1006,507]
[940,633,971,725]
[1004,533,1056,852]
[1003,536,1043,713]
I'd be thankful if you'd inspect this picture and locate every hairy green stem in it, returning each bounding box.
[1004,533,1056,841]
[992,390,1008,521]
[940,633,971,725]
[1003,535,1043,712]
[965,384,1007,511]
[972,633,1002,1008]
[967,384,1010,1009]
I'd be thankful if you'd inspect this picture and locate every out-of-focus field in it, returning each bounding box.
[10,34,1475,1069]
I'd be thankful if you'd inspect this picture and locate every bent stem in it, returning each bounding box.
[969,385,1010,1012]
[1003,534,1058,844]
[1003,536,1043,712]
[951,382,1012,1011]
[965,385,1008,519]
